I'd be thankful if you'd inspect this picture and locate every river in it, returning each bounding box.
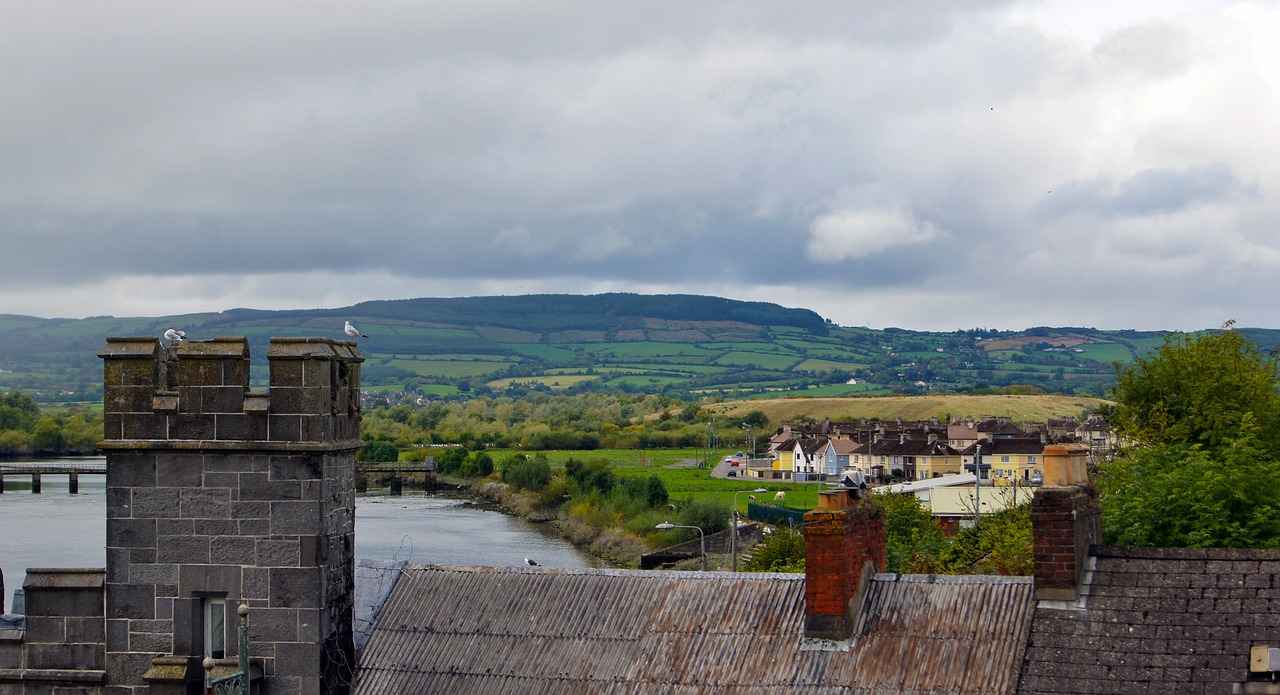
[0,458,594,611]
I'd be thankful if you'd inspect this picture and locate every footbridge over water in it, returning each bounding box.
[0,460,106,493]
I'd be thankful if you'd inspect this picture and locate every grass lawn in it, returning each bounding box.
[483,448,821,513]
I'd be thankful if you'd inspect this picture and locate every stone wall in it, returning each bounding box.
[98,337,362,695]
[0,568,106,695]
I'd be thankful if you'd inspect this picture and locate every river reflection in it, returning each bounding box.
[0,459,592,610]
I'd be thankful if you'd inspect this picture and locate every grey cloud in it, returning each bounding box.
[1031,163,1255,220]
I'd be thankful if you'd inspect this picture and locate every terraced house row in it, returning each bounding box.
[748,414,1115,484]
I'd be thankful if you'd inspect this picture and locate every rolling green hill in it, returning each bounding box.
[0,293,1242,404]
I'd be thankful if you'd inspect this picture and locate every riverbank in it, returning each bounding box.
[450,477,649,568]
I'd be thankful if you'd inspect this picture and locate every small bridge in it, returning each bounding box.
[355,463,437,494]
[0,460,107,494]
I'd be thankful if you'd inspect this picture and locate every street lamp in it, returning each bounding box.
[731,488,767,572]
[656,522,706,571]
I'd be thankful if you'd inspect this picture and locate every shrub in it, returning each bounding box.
[743,525,805,572]
[503,455,553,492]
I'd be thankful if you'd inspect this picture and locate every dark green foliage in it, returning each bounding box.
[1100,432,1280,548]
[461,451,494,477]
[436,447,468,474]
[877,493,949,573]
[1109,324,1280,451]
[359,440,399,463]
[740,410,770,429]
[31,418,66,454]
[502,454,553,492]
[677,496,729,535]
[937,505,1033,575]
[566,457,614,496]
[743,525,806,572]
[612,475,669,515]
[1102,324,1280,548]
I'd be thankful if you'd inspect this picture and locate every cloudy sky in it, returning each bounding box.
[3,1,1277,331]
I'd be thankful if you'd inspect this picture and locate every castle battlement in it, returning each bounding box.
[99,336,363,449]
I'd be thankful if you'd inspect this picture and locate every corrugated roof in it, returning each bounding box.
[352,565,1035,695]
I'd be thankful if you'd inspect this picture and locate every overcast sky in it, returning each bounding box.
[3,1,1277,331]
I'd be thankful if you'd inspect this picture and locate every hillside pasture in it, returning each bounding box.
[704,394,1109,425]
[713,351,801,369]
[386,359,515,378]
[487,375,599,389]
[585,342,722,359]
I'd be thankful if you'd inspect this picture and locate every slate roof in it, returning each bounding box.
[962,438,1046,456]
[352,564,1037,695]
[1018,546,1280,694]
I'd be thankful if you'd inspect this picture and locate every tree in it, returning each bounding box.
[743,525,805,572]
[359,440,399,463]
[877,492,948,572]
[1109,323,1280,452]
[1100,323,1280,548]
[1100,426,1280,548]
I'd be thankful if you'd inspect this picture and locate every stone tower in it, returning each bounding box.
[98,336,362,695]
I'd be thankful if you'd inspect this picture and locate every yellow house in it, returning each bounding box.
[961,438,1045,483]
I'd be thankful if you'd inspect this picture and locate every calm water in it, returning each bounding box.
[0,457,592,611]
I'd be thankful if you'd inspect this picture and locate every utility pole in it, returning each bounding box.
[973,443,982,526]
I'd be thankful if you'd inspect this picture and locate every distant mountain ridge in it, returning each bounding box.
[0,293,1271,404]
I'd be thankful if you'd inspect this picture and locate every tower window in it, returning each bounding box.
[204,597,227,659]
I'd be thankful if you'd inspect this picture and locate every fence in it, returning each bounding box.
[747,502,806,527]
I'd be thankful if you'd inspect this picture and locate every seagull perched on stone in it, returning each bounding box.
[344,321,368,339]
[163,329,186,347]
[524,557,539,566]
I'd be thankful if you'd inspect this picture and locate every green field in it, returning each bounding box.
[714,351,801,369]
[485,448,820,513]
[487,375,599,389]
[583,342,722,359]
[508,344,579,362]
[1072,343,1132,363]
[387,359,515,378]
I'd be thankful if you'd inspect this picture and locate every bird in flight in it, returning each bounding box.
[163,329,186,347]
[344,321,368,339]
[524,557,539,566]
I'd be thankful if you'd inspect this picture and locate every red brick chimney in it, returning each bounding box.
[802,489,885,640]
[1030,443,1100,601]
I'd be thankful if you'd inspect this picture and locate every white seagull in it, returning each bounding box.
[344,321,368,339]
[163,329,186,347]
[524,557,539,566]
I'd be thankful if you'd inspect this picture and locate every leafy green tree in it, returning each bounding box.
[1100,426,1280,548]
[938,504,1033,575]
[743,525,805,572]
[1109,323,1280,452]
[461,451,494,477]
[1101,324,1280,548]
[359,440,399,463]
[436,447,468,474]
[566,457,614,496]
[677,496,729,535]
[877,492,949,573]
[32,418,67,454]
[502,454,552,491]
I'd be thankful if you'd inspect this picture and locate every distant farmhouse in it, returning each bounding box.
[1,337,1277,694]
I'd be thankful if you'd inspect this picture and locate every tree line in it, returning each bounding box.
[0,391,102,457]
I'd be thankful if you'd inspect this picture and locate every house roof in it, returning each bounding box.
[1018,545,1280,694]
[962,438,1046,456]
[351,564,1036,695]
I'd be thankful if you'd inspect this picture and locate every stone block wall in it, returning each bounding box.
[0,569,106,694]
[98,337,362,695]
